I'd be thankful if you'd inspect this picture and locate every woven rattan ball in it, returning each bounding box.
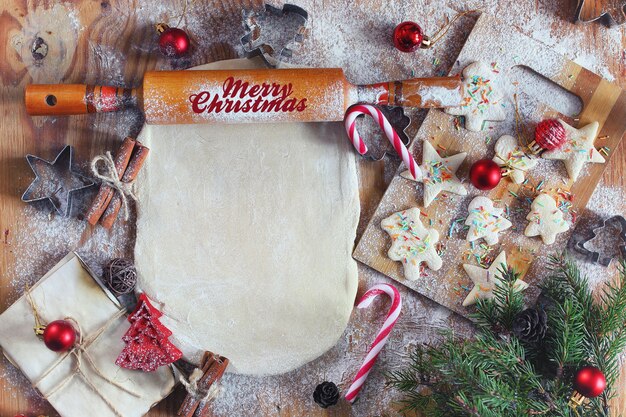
[105,258,137,295]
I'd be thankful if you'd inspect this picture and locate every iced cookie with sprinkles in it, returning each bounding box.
[462,251,528,307]
[445,61,508,132]
[541,120,605,181]
[493,135,538,184]
[524,193,570,245]
[381,207,442,282]
[400,140,467,207]
[465,196,512,246]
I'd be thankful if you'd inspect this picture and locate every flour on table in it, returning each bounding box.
[134,58,360,376]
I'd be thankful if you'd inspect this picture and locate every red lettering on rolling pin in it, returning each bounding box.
[189,77,308,115]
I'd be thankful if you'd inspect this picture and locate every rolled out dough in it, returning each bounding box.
[134,58,360,375]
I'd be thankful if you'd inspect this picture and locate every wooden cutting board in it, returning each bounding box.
[353,13,626,318]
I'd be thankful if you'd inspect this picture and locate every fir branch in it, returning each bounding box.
[471,265,525,333]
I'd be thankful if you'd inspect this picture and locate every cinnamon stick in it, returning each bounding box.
[178,354,216,417]
[177,352,229,417]
[85,137,136,225]
[197,355,229,417]
[100,142,149,229]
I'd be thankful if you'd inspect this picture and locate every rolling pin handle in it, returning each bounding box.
[25,84,137,116]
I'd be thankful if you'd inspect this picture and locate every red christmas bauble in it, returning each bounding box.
[470,159,502,190]
[393,21,426,53]
[43,320,77,352]
[157,24,190,57]
[535,119,566,150]
[573,366,606,398]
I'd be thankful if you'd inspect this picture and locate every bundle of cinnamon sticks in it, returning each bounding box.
[178,351,230,417]
[85,137,149,228]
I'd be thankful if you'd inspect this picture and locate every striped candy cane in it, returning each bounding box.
[344,283,402,403]
[344,104,420,180]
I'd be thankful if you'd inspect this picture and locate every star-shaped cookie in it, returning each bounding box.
[493,135,538,184]
[465,196,512,246]
[542,121,605,181]
[525,193,570,245]
[462,251,528,307]
[381,207,442,281]
[401,141,467,207]
[445,61,508,132]
[22,145,94,216]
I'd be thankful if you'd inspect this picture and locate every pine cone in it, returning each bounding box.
[313,381,340,408]
[512,308,547,343]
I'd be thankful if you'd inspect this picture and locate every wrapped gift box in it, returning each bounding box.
[0,252,176,417]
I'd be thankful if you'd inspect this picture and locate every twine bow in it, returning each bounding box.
[91,151,137,220]
[179,367,221,404]
[26,287,142,417]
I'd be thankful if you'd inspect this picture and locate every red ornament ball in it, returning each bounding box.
[573,366,606,398]
[535,119,567,150]
[157,24,190,58]
[393,21,426,53]
[43,320,77,352]
[470,159,502,190]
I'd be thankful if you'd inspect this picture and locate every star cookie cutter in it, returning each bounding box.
[572,215,626,266]
[241,3,308,68]
[21,145,95,217]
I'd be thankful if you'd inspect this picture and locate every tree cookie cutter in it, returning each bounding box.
[572,215,626,266]
[241,3,308,68]
[356,106,413,161]
[21,145,94,217]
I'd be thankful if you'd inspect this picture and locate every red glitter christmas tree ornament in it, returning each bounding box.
[115,293,182,372]
[529,119,567,154]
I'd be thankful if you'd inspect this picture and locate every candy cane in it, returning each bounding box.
[344,104,420,180]
[345,283,402,403]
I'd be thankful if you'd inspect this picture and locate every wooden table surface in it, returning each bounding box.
[1,0,625,416]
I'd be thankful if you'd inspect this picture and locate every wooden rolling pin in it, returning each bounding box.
[25,68,463,124]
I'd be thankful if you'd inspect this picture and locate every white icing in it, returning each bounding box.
[542,120,605,181]
[462,251,528,307]
[381,207,442,282]
[524,193,570,245]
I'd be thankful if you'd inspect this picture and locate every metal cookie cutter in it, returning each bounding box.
[22,145,94,217]
[241,3,308,68]
[358,106,413,161]
[573,215,626,266]
[575,0,626,27]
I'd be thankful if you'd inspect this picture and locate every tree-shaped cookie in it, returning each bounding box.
[116,293,182,372]
[462,251,528,307]
[381,207,442,281]
[493,135,538,184]
[445,61,508,131]
[525,194,570,245]
[465,196,512,245]
[542,121,605,181]
[400,141,467,207]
